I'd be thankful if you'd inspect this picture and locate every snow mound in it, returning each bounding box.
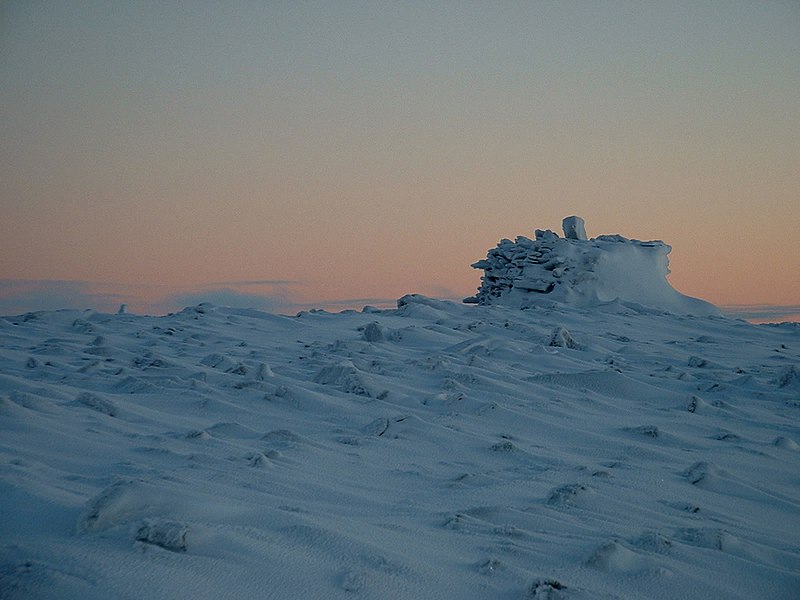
[465,216,719,316]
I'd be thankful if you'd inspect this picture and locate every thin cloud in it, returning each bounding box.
[1,280,482,317]
[165,288,290,313]
[0,279,305,316]
[721,305,800,323]
[208,279,300,287]
[0,279,126,315]
[423,284,467,302]
[292,297,399,310]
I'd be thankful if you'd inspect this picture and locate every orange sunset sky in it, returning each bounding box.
[1,2,798,317]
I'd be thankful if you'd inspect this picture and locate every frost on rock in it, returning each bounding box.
[465,216,719,316]
[562,215,587,241]
[135,518,188,552]
[548,327,580,350]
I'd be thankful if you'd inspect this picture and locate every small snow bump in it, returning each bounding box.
[135,519,188,552]
[773,436,799,450]
[774,365,799,388]
[362,417,390,437]
[632,531,673,554]
[362,321,387,342]
[587,539,649,573]
[548,327,581,349]
[686,395,703,413]
[477,557,503,575]
[546,483,589,506]
[626,424,660,438]
[684,461,718,486]
[490,440,516,452]
[527,577,567,599]
[248,452,273,468]
[687,356,708,368]
[73,392,117,417]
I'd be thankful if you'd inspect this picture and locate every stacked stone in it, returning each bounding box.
[464,227,577,305]
[465,216,719,316]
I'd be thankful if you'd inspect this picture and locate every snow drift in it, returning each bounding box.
[466,216,719,316]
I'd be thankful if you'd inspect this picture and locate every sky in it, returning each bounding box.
[1,1,798,317]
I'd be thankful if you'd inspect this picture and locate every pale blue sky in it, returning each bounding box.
[2,1,798,314]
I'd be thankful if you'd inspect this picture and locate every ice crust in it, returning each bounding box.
[466,217,719,316]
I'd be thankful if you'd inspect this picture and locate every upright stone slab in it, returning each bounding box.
[562,216,587,241]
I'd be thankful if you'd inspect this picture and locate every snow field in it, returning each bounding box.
[1,296,799,599]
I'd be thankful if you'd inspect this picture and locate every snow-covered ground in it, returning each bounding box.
[2,221,799,599]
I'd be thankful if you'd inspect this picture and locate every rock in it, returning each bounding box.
[549,327,580,349]
[362,321,386,342]
[135,519,188,552]
[562,215,587,240]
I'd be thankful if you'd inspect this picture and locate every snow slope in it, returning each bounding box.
[1,294,798,599]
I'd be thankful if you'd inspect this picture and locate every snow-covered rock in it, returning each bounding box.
[465,217,719,316]
[562,215,587,241]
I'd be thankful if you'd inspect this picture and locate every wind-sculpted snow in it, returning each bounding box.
[1,297,799,599]
[466,217,720,316]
